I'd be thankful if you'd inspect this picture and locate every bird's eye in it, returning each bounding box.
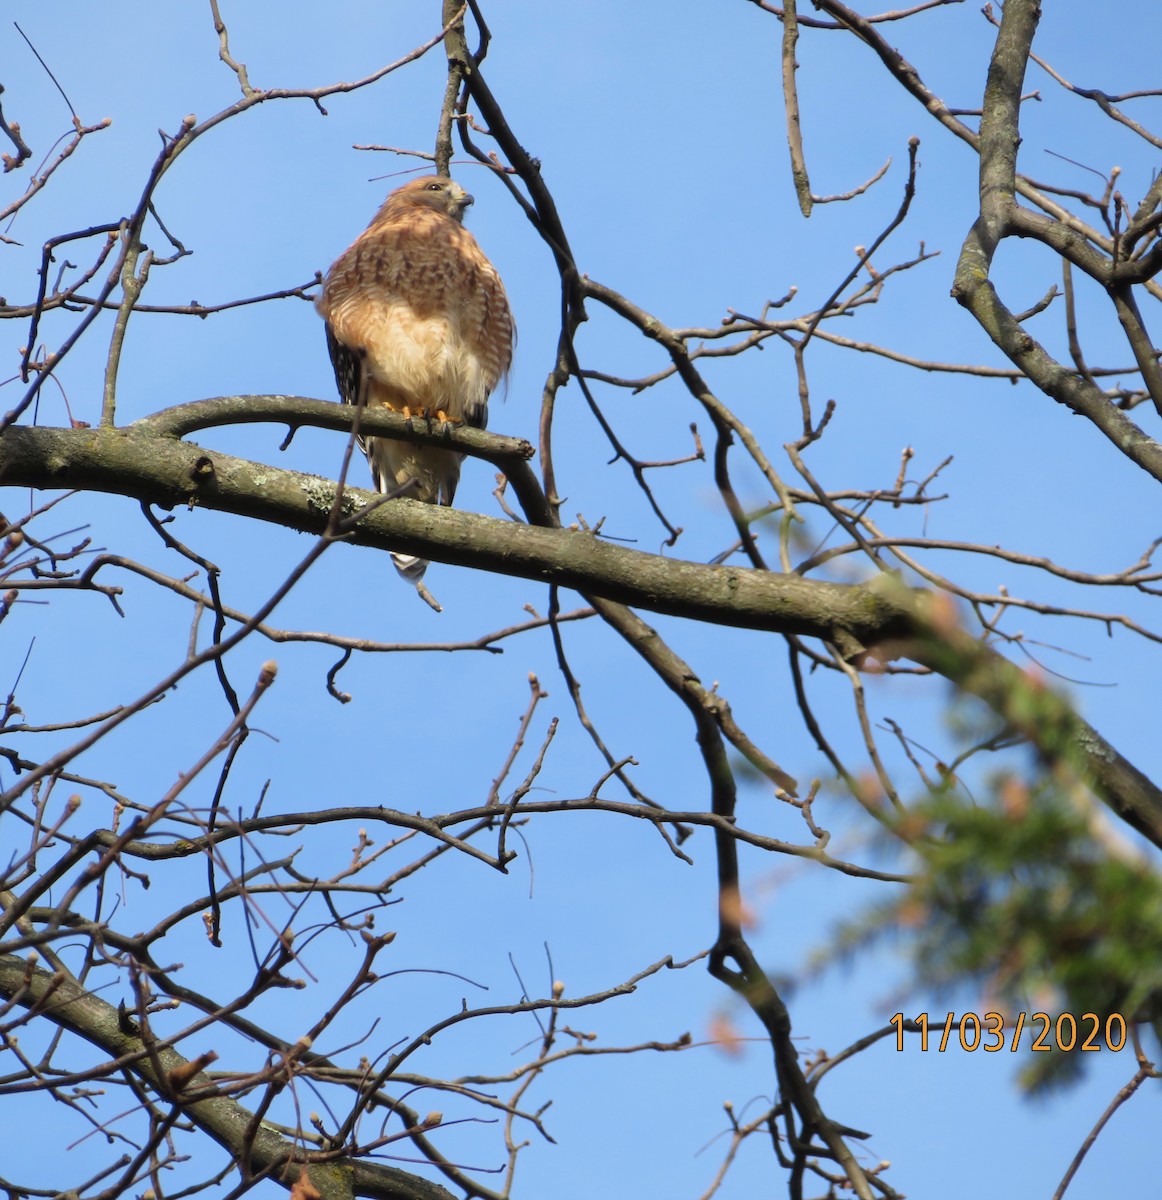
[427,182,443,192]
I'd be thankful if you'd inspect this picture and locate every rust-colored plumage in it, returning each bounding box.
[317,176,514,583]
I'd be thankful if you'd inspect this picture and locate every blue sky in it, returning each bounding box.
[3,2,1162,1197]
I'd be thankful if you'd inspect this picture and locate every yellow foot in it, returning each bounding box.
[398,405,460,424]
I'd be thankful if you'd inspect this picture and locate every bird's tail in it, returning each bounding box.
[390,553,442,611]
[390,552,428,583]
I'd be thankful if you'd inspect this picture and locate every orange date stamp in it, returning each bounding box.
[890,1011,1128,1053]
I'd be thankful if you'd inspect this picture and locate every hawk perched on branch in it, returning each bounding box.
[317,175,514,587]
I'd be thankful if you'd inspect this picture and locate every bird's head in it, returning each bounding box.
[382,175,475,224]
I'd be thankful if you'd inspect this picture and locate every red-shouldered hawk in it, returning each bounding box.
[317,175,514,587]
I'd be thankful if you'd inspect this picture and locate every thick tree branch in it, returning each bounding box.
[4,403,1162,846]
[951,0,1162,483]
[0,419,911,644]
[0,956,456,1200]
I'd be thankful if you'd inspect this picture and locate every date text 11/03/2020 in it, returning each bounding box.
[890,1012,1128,1053]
